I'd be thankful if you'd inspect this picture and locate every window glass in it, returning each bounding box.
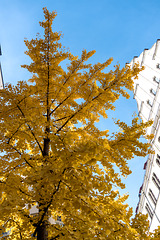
[150,89,156,95]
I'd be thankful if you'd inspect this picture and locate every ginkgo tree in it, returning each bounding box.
[0,7,156,240]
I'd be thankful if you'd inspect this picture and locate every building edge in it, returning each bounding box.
[131,39,160,231]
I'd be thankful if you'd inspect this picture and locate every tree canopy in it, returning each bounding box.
[0,7,157,240]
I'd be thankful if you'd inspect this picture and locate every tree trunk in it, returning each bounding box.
[37,221,48,240]
[37,137,50,240]
[37,16,50,237]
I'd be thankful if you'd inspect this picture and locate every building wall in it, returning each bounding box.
[132,39,160,231]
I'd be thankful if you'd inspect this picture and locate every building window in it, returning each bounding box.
[150,88,156,96]
[143,161,147,169]
[147,100,152,107]
[145,203,153,219]
[153,76,160,83]
[148,189,157,205]
[57,216,61,221]
[152,173,160,189]
[138,185,143,197]
[135,205,138,214]
[156,154,160,167]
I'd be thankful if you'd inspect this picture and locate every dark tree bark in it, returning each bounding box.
[37,221,48,240]
[37,138,50,240]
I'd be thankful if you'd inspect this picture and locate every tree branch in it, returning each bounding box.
[5,139,34,169]
[32,179,62,237]
[16,104,43,155]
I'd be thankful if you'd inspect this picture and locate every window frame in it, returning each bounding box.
[152,173,160,189]
[156,154,160,167]
[150,88,156,96]
[147,99,152,107]
[145,203,153,219]
[148,188,157,205]
[153,76,160,83]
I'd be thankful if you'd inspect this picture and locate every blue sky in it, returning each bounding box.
[1,0,160,212]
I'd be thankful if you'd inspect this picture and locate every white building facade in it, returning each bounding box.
[131,39,160,231]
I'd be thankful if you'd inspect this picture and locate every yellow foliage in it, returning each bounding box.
[0,7,155,240]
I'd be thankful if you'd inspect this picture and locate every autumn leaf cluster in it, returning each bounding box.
[0,8,157,240]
